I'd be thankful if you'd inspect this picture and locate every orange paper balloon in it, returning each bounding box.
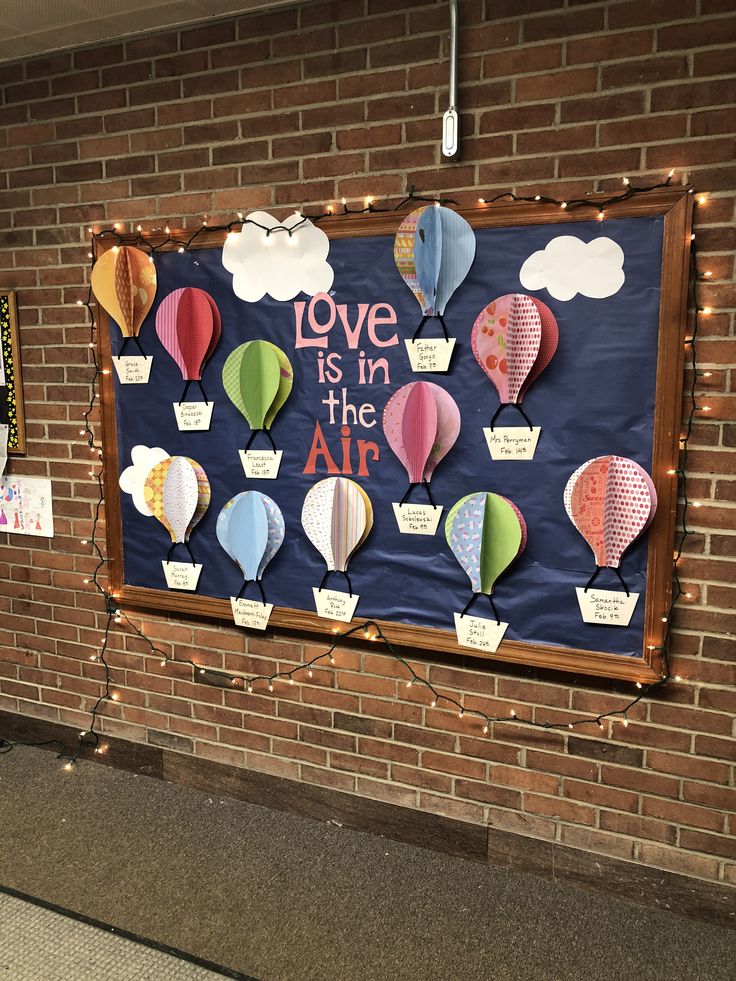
[91,245,156,338]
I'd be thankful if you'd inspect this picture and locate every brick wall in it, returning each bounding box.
[0,0,734,886]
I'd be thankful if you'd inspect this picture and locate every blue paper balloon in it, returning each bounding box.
[216,491,285,581]
[395,205,476,317]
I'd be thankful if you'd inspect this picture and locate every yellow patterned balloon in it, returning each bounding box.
[91,245,156,338]
[144,456,210,544]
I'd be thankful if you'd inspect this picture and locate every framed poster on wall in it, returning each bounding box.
[96,188,692,683]
[0,291,27,455]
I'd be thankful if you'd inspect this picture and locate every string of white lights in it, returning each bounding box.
[0,177,707,770]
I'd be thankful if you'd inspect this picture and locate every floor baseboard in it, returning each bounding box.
[1,708,733,929]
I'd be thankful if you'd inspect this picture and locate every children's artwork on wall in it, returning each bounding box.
[97,189,693,682]
[0,476,53,537]
[0,292,27,455]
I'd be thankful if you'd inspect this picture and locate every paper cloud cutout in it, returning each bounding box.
[119,444,170,516]
[519,236,625,301]
[222,211,334,302]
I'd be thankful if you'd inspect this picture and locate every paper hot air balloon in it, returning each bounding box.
[143,455,210,563]
[383,381,460,505]
[217,491,285,604]
[446,491,526,622]
[394,205,475,339]
[471,293,558,429]
[91,245,157,356]
[302,477,373,594]
[564,455,657,594]
[222,340,293,452]
[155,288,221,402]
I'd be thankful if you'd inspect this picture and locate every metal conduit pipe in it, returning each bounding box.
[442,0,459,158]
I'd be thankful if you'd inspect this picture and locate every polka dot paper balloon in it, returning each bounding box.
[564,455,657,569]
[471,293,558,423]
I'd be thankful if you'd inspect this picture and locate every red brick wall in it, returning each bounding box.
[0,0,734,886]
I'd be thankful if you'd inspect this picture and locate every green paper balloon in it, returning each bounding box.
[222,340,293,431]
[446,491,525,595]
[479,493,522,594]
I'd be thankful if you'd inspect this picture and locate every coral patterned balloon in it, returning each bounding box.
[564,455,657,568]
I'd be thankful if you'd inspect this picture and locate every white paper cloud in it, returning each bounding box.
[222,211,334,302]
[119,445,170,516]
[519,235,625,302]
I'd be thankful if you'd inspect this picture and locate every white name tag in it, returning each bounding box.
[454,612,508,653]
[404,338,456,373]
[230,596,273,630]
[112,356,152,384]
[392,502,443,535]
[483,426,541,460]
[313,587,359,623]
[239,449,282,479]
[162,560,202,591]
[173,401,214,431]
[576,587,640,626]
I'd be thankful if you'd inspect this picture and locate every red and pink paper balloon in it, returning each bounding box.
[564,455,657,574]
[155,288,221,401]
[382,381,460,504]
[471,293,558,426]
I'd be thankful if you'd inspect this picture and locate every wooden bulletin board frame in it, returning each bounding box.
[97,188,693,684]
[1,291,27,455]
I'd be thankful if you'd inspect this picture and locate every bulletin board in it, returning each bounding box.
[98,188,692,683]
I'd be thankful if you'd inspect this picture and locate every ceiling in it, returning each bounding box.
[0,0,296,63]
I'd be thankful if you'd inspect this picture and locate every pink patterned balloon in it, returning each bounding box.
[564,456,657,568]
[519,297,558,401]
[471,293,558,404]
[383,381,461,484]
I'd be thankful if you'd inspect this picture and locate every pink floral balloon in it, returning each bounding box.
[471,293,558,404]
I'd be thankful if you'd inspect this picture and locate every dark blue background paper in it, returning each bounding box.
[114,215,664,659]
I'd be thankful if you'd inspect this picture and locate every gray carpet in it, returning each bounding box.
[0,891,226,980]
[0,745,733,981]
